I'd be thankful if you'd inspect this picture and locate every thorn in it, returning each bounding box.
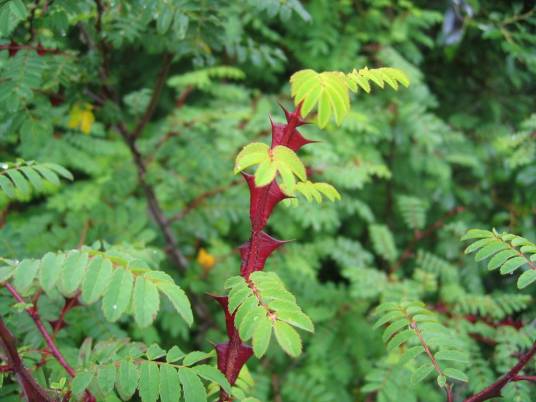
[278,102,291,121]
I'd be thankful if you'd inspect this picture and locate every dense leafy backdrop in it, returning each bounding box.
[0,0,534,401]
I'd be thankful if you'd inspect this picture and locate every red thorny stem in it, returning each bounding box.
[216,104,310,401]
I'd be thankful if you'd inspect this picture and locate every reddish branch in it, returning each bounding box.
[215,104,311,401]
[52,295,80,335]
[389,206,465,272]
[4,284,96,402]
[0,317,53,401]
[0,43,63,55]
[464,342,536,402]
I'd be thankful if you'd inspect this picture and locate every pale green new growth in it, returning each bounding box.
[234,142,306,188]
[290,66,409,127]
[284,180,342,206]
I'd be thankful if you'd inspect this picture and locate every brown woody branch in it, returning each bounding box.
[116,123,189,270]
[464,342,536,402]
[130,53,173,140]
[167,180,241,224]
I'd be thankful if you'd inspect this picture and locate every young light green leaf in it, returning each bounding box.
[487,249,518,270]
[0,264,16,282]
[0,176,16,198]
[254,159,277,187]
[272,145,306,181]
[234,142,269,174]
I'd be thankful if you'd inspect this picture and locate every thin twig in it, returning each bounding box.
[4,284,96,401]
[130,53,173,140]
[512,375,536,382]
[176,85,194,108]
[116,123,189,270]
[411,320,453,402]
[0,44,63,55]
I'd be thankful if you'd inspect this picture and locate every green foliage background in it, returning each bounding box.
[0,0,534,401]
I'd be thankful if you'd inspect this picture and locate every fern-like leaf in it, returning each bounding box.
[374,301,469,389]
[0,160,72,198]
[462,229,536,289]
[0,246,192,327]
